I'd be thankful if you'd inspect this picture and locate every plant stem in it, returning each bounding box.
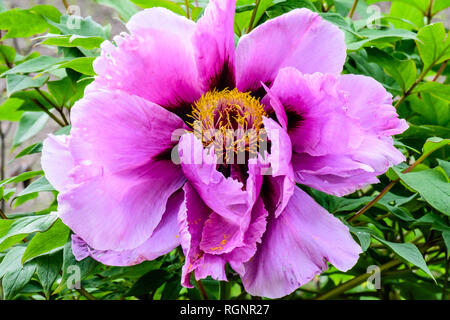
[348,145,441,222]
[394,68,429,108]
[196,280,209,300]
[185,0,190,19]
[31,98,66,127]
[35,87,70,126]
[76,288,96,300]
[0,208,7,219]
[426,0,434,24]
[247,0,261,33]
[62,0,70,11]
[348,0,359,18]
[394,54,448,108]
[314,259,401,300]
[432,60,448,81]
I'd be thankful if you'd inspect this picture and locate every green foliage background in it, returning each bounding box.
[0,0,449,300]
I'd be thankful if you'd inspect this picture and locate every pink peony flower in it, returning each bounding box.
[41,0,408,298]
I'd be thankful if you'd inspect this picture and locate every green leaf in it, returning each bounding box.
[388,1,425,31]
[17,176,55,197]
[10,90,54,112]
[38,34,104,50]
[438,159,450,177]
[0,170,43,188]
[54,242,98,294]
[376,193,416,222]
[13,112,49,147]
[93,0,139,21]
[0,246,26,278]
[125,269,171,297]
[407,94,449,127]
[375,237,434,280]
[416,23,450,71]
[367,48,417,92]
[1,56,70,76]
[12,192,39,209]
[35,252,63,299]
[432,0,450,15]
[130,0,186,16]
[0,45,16,65]
[421,137,450,157]
[0,98,24,121]
[0,220,24,251]
[0,213,58,248]
[161,277,182,300]
[2,263,36,299]
[412,82,450,103]
[394,167,450,216]
[47,77,74,106]
[0,6,60,39]
[22,219,70,264]
[57,57,96,76]
[347,28,417,51]
[47,15,109,39]
[15,142,43,159]
[349,226,371,251]
[6,74,48,96]
[443,231,450,255]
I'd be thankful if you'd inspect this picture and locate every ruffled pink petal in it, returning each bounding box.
[264,67,407,196]
[71,190,184,266]
[226,197,268,274]
[70,89,187,174]
[179,182,211,287]
[41,134,75,192]
[93,8,202,114]
[194,254,228,283]
[59,159,185,251]
[240,188,362,298]
[337,74,409,136]
[54,89,187,251]
[194,0,236,91]
[261,117,295,217]
[200,212,245,255]
[179,182,268,287]
[178,133,251,224]
[262,69,364,156]
[236,8,346,94]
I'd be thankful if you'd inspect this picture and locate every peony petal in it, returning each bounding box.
[179,183,268,287]
[262,68,364,156]
[71,189,184,266]
[226,197,268,274]
[93,8,202,115]
[194,254,228,283]
[178,133,251,223]
[200,212,245,255]
[262,117,295,216]
[194,0,236,91]
[70,89,187,174]
[59,159,185,251]
[240,188,362,298]
[57,89,187,251]
[41,134,75,192]
[337,74,409,136]
[236,8,346,94]
[179,182,211,288]
[264,68,407,196]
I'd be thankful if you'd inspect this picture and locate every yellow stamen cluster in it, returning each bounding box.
[188,88,266,162]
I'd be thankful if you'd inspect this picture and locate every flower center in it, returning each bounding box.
[188,88,266,163]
